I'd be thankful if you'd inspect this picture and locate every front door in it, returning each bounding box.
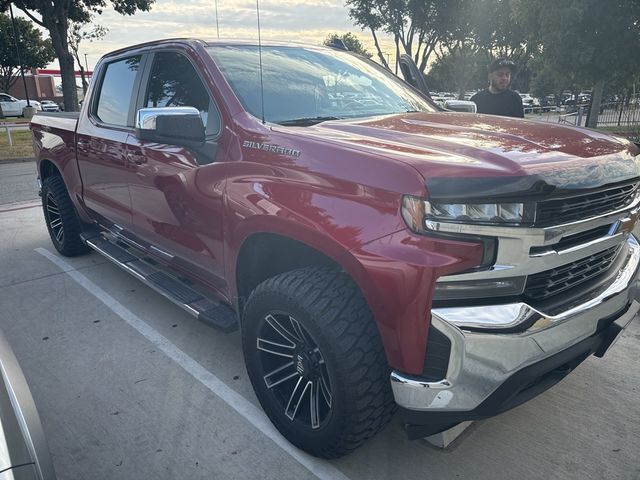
[126,50,228,292]
[0,94,22,116]
[398,54,432,99]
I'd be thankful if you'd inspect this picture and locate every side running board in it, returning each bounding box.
[80,230,238,332]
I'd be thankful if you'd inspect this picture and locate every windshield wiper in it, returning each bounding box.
[277,116,342,126]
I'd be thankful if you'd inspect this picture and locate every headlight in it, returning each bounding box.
[429,202,523,223]
[402,196,525,232]
[401,195,498,270]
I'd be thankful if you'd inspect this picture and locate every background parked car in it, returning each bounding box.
[0,93,41,116]
[40,100,60,112]
[518,93,540,113]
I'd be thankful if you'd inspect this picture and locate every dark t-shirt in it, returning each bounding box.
[471,89,524,118]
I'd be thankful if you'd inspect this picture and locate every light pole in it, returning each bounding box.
[8,3,30,106]
[84,53,89,73]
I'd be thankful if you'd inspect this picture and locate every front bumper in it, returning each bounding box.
[391,235,640,438]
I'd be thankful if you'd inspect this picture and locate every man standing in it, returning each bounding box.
[471,58,524,118]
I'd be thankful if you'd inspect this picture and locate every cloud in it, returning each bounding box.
[18,0,397,71]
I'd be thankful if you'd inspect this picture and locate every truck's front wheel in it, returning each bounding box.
[42,176,90,257]
[242,267,396,458]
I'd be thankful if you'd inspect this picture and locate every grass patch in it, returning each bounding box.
[598,124,640,142]
[0,117,29,124]
[0,129,34,159]
[598,125,639,134]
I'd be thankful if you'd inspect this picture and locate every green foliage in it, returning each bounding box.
[68,19,108,92]
[0,0,154,111]
[426,45,487,95]
[324,32,372,58]
[513,0,640,89]
[346,0,464,72]
[0,12,54,92]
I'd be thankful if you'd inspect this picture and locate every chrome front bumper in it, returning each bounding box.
[391,235,640,412]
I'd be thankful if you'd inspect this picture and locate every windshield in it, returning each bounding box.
[207,45,436,124]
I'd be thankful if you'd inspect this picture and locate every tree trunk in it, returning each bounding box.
[369,28,389,70]
[586,79,605,129]
[394,36,400,75]
[44,15,78,112]
[79,65,88,95]
[58,51,78,111]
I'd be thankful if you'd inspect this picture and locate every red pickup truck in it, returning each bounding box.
[31,39,640,458]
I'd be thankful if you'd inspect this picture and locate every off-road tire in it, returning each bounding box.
[242,267,397,458]
[41,176,90,257]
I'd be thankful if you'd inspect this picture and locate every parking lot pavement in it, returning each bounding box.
[1,203,639,479]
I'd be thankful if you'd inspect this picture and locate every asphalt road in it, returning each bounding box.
[0,160,39,205]
[0,161,639,480]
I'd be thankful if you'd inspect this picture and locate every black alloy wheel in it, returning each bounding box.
[242,267,396,458]
[44,190,64,245]
[41,176,90,256]
[256,311,333,430]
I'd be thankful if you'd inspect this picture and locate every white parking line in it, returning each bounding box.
[35,247,352,480]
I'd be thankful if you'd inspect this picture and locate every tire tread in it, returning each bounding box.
[244,266,396,458]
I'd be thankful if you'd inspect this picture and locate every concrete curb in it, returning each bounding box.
[0,157,35,164]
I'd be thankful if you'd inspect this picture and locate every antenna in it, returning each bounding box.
[214,0,220,39]
[256,0,265,124]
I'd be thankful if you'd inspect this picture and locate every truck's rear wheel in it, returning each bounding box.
[242,267,396,458]
[42,176,90,257]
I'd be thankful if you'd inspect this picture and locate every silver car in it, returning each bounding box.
[0,327,56,479]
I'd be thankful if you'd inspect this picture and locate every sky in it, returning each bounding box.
[19,0,396,70]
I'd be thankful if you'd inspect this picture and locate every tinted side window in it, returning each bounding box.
[145,52,219,135]
[95,56,141,126]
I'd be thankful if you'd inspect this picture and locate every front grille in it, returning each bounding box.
[529,224,613,255]
[524,245,621,302]
[535,183,638,226]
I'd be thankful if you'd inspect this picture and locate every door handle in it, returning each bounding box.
[127,151,147,165]
[77,140,90,153]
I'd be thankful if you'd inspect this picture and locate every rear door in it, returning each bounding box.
[76,54,146,230]
[125,49,228,292]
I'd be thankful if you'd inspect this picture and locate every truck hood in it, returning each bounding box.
[296,112,640,198]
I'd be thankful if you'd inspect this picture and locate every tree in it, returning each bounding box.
[324,32,372,58]
[0,12,54,93]
[1,0,154,112]
[427,45,487,97]
[68,20,107,94]
[346,0,463,72]
[513,0,640,127]
[438,0,534,92]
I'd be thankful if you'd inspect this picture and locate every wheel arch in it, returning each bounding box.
[232,225,393,358]
[39,159,61,181]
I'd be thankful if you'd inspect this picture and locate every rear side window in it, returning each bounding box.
[144,51,220,135]
[95,56,141,126]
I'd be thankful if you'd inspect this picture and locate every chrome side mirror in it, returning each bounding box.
[444,100,477,114]
[135,107,205,145]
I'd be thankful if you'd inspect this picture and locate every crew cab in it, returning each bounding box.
[30,39,640,458]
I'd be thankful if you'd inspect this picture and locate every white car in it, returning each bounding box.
[40,100,60,112]
[0,93,41,117]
